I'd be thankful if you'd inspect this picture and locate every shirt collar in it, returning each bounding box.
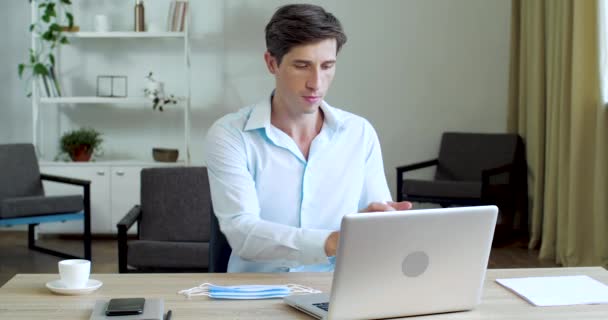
[244,92,344,132]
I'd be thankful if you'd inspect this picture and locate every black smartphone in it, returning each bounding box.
[105,298,145,316]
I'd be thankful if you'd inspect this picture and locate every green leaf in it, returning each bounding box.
[18,64,25,78]
[42,14,50,23]
[50,23,60,32]
[38,3,46,8]
[66,12,74,27]
[60,37,69,44]
[27,92,32,98]
[61,0,72,5]
[49,54,55,66]
[29,24,35,32]
[33,63,48,76]
[29,51,36,64]
[47,3,56,14]
[41,30,53,41]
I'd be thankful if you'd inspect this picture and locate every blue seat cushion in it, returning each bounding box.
[0,195,83,219]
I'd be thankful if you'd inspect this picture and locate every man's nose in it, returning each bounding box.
[306,68,321,90]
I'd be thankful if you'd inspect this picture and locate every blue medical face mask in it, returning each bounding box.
[178,283,321,300]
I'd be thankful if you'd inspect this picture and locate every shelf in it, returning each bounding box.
[64,32,186,38]
[40,160,186,167]
[40,97,150,105]
[39,96,186,106]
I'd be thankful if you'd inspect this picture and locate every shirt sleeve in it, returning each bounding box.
[204,122,332,267]
[358,120,393,210]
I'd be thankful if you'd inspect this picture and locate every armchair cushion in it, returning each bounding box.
[0,195,83,219]
[402,179,481,199]
[0,144,44,200]
[127,240,210,269]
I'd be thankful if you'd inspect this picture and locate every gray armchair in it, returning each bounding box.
[117,167,214,273]
[396,132,528,242]
[0,144,91,260]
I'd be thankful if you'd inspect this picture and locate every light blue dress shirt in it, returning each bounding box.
[205,95,392,272]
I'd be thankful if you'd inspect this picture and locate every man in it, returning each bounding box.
[205,4,411,273]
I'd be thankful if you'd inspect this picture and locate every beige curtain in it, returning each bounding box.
[509,0,608,267]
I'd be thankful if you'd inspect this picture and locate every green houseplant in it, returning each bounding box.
[18,0,74,97]
[60,128,103,162]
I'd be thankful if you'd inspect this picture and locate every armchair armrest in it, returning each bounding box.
[117,205,141,273]
[41,173,92,260]
[117,205,141,233]
[396,159,439,201]
[481,163,514,186]
[40,173,91,186]
[396,159,439,175]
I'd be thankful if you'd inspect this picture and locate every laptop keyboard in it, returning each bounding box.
[313,302,329,311]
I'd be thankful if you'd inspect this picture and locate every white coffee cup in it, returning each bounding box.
[94,14,111,32]
[58,259,90,289]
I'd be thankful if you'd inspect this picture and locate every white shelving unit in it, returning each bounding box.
[29,2,192,235]
[30,2,192,165]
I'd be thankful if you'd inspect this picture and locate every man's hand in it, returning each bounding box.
[324,201,412,256]
[361,201,413,212]
[324,231,340,257]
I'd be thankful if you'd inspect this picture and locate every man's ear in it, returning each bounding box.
[264,51,278,74]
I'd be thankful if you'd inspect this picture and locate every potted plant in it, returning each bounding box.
[60,128,103,162]
[143,72,178,111]
[18,0,75,97]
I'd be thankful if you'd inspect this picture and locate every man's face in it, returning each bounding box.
[265,38,337,115]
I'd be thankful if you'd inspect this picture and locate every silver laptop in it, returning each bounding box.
[284,205,498,320]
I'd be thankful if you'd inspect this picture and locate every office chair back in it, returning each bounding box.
[139,167,212,242]
[436,133,519,183]
[0,144,44,201]
[209,212,231,272]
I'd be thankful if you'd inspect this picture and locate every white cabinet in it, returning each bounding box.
[39,162,180,235]
[109,166,142,234]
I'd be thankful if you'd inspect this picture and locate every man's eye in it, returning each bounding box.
[294,64,307,69]
[322,63,335,70]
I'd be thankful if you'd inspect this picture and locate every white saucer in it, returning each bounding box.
[46,279,103,295]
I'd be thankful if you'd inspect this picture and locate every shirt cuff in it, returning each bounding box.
[299,229,334,265]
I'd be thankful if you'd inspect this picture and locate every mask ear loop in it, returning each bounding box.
[286,283,323,295]
[178,283,214,298]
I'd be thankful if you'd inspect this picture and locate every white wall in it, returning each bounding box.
[0,0,511,198]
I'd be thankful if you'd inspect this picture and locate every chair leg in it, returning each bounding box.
[83,184,92,261]
[27,224,37,250]
[28,223,81,260]
[118,228,129,273]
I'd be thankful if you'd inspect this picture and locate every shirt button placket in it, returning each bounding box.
[300,162,311,228]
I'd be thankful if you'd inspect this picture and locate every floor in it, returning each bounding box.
[0,231,560,287]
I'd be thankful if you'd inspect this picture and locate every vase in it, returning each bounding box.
[70,145,93,162]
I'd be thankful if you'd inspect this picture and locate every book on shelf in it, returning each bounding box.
[37,75,50,97]
[49,66,62,97]
[167,0,188,32]
[37,70,62,98]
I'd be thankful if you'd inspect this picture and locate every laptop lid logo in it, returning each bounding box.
[402,251,429,277]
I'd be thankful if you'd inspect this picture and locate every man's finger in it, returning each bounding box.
[364,202,395,212]
[388,201,413,211]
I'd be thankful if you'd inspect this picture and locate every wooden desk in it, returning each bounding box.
[0,267,607,319]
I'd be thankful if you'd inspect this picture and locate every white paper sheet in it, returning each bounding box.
[496,275,608,306]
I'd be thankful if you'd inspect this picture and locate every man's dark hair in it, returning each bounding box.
[265,4,347,65]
